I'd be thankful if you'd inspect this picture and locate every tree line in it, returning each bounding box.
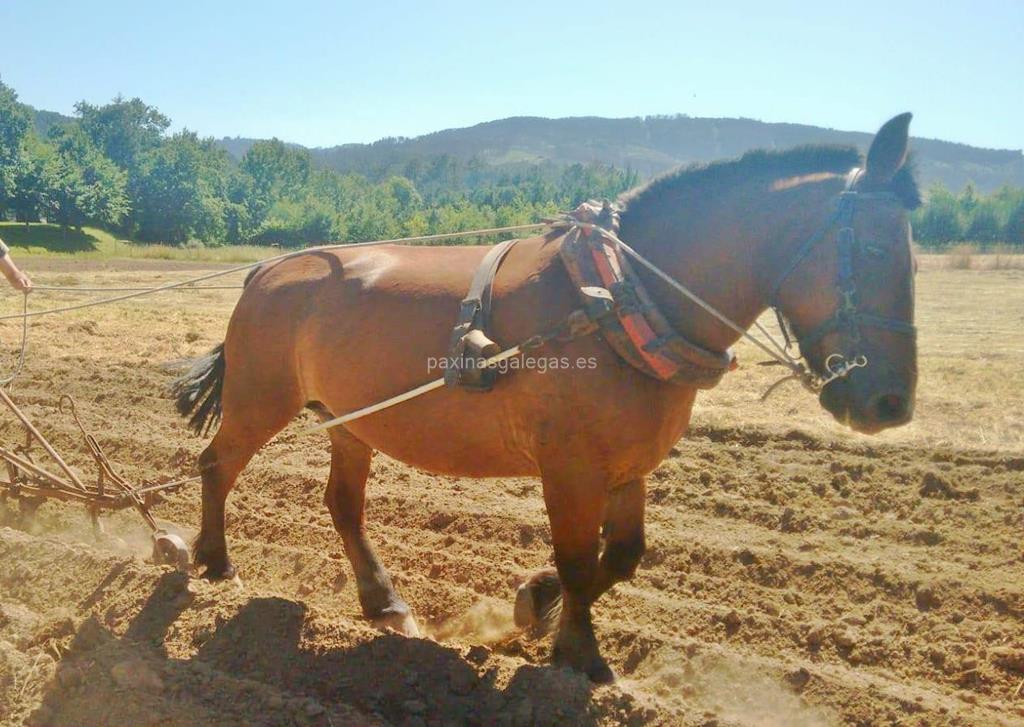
[2,79,1021,249]
[911,183,1024,248]
[0,80,638,247]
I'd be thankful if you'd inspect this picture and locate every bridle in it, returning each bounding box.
[763,167,917,393]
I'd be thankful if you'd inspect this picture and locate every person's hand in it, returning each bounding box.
[8,271,32,292]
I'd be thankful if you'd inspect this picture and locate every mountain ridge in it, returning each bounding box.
[30,108,1024,193]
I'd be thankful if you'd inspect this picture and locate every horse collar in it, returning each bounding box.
[556,202,736,389]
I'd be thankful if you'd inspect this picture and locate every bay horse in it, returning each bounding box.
[173,114,919,682]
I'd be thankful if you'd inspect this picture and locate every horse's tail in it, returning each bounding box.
[172,264,263,436]
[172,343,225,436]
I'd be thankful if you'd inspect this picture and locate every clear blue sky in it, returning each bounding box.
[2,1,1021,150]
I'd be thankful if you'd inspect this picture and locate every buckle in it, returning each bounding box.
[608,280,643,315]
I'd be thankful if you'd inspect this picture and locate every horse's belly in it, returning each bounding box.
[357,432,539,478]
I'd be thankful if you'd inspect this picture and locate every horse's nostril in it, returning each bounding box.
[874,393,907,423]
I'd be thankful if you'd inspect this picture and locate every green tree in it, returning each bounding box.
[8,134,53,223]
[912,184,963,247]
[41,126,129,231]
[1000,200,1024,245]
[0,78,32,211]
[133,131,231,243]
[965,202,1002,244]
[251,197,340,246]
[240,139,312,225]
[957,183,980,218]
[75,96,170,170]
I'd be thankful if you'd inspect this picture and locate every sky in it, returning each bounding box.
[1,1,1021,150]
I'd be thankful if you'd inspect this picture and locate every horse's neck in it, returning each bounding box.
[618,180,834,352]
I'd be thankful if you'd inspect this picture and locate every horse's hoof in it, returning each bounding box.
[586,660,616,685]
[552,640,615,684]
[373,609,421,638]
[514,569,562,632]
[199,563,237,582]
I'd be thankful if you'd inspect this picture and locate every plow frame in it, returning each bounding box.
[0,388,190,571]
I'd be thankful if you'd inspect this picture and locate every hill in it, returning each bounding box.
[29,105,1023,193]
[222,115,1024,194]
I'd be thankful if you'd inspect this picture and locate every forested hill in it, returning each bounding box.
[221,115,1024,194]
[30,106,1024,193]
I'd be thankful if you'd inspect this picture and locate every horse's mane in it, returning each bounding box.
[620,145,920,210]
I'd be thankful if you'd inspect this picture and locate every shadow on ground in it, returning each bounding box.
[0,223,102,253]
[26,572,602,727]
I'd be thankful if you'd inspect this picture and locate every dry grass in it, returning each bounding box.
[109,243,276,263]
[917,245,1024,271]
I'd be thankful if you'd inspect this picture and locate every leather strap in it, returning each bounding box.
[444,238,520,389]
[457,237,518,335]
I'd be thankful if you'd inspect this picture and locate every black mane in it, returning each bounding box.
[620,145,920,210]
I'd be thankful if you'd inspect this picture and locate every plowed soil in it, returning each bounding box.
[1,260,1022,726]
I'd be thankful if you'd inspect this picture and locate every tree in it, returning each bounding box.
[41,126,128,231]
[1005,199,1024,245]
[912,184,963,247]
[0,78,32,211]
[133,131,231,243]
[8,134,53,224]
[75,96,170,170]
[965,202,1002,244]
[250,197,340,247]
[240,139,312,224]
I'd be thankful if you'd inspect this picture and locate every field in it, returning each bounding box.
[0,255,1022,726]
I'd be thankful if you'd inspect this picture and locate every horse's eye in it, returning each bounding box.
[864,244,886,259]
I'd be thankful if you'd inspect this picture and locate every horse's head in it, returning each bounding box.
[774,114,919,434]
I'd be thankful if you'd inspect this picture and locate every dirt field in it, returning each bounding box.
[1,258,1022,726]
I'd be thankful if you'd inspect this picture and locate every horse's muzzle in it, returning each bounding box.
[819,374,914,434]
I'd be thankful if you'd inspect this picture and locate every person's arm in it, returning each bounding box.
[0,238,32,292]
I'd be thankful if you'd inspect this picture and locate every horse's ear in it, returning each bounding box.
[864,113,912,183]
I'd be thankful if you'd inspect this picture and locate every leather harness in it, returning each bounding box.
[444,202,735,391]
[555,203,735,388]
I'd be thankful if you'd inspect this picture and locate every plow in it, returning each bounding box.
[0,387,192,570]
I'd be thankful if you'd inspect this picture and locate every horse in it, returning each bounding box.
[173,114,919,683]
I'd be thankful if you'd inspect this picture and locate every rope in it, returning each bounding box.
[297,234,820,435]
[0,293,29,388]
[303,338,545,434]
[32,285,245,292]
[0,218,820,492]
[0,223,549,322]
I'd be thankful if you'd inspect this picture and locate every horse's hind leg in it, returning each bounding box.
[324,425,419,637]
[194,403,300,580]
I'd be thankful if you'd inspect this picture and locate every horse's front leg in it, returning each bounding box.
[595,477,647,592]
[539,469,619,683]
[522,477,646,683]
